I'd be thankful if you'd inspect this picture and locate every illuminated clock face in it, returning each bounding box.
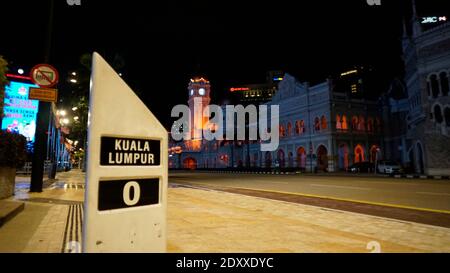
[199,88,205,96]
[190,89,194,96]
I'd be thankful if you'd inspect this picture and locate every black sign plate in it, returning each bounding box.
[98,178,160,211]
[100,136,160,166]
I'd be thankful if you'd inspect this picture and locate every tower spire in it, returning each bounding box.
[402,17,409,39]
[412,0,418,18]
[411,0,422,37]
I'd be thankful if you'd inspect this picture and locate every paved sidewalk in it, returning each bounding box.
[1,170,449,253]
[0,171,83,253]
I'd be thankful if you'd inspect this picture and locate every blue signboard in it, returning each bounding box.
[1,81,39,143]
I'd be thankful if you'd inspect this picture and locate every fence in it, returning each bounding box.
[16,161,52,175]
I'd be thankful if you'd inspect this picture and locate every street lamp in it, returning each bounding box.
[18,68,24,75]
[72,107,78,111]
[70,78,78,83]
[61,118,70,125]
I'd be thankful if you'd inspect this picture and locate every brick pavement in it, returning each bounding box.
[1,170,449,253]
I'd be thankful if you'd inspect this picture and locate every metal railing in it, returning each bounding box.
[16,161,52,175]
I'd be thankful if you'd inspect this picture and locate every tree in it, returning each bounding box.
[62,53,126,171]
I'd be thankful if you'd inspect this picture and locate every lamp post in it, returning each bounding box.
[374,147,380,175]
[29,0,56,192]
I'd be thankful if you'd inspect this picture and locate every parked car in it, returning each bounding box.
[376,160,403,174]
[347,162,375,173]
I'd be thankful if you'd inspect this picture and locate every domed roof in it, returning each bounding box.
[190,77,209,84]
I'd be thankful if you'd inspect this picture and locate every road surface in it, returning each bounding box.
[169,172,450,228]
[169,172,450,211]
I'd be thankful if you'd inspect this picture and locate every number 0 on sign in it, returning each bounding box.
[98,178,160,211]
[123,181,140,206]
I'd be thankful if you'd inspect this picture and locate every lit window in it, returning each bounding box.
[321,116,327,130]
[287,122,292,136]
[336,115,341,129]
[341,115,348,130]
[279,125,286,137]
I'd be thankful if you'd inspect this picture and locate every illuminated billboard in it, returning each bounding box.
[1,81,39,142]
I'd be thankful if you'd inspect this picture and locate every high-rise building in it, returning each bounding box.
[228,71,283,105]
[331,66,379,100]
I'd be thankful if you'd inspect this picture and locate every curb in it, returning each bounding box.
[0,201,25,227]
[393,174,450,180]
[172,170,450,179]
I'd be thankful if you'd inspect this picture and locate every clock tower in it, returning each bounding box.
[188,77,211,106]
[187,77,211,141]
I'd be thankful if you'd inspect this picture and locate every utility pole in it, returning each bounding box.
[30,0,55,192]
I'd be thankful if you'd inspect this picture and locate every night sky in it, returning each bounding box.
[1,0,449,127]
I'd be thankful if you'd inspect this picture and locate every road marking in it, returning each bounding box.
[416,192,450,197]
[265,181,290,185]
[309,184,371,191]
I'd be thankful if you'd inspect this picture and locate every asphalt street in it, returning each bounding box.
[169,172,450,212]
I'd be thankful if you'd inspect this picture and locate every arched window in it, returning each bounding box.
[336,115,342,129]
[279,125,286,137]
[296,147,306,169]
[367,118,374,132]
[295,121,301,134]
[321,116,327,130]
[358,115,365,131]
[314,117,320,131]
[287,122,292,136]
[440,72,449,96]
[434,105,443,124]
[445,107,450,127]
[351,116,358,130]
[354,144,366,163]
[341,115,348,130]
[300,120,305,134]
[430,74,440,98]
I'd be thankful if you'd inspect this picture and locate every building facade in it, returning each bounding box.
[399,12,450,175]
[170,73,384,172]
[246,74,383,172]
